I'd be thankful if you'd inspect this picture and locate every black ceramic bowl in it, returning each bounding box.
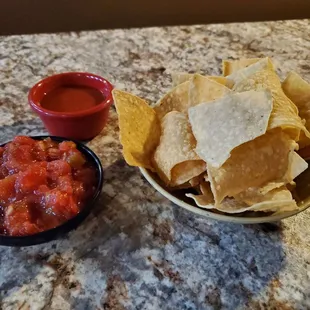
[0,136,103,246]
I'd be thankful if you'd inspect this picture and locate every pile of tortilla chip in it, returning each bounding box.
[112,57,310,215]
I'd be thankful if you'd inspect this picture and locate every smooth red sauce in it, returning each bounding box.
[40,85,105,113]
[0,136,97,236]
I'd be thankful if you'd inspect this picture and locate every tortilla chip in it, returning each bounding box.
[154,81,190,120]
[171,72,195,87]
[186,193,214,209]
[282,71,310,147]
[207,129,296,204]
[232,67,310,143]
[188,90,273,168]
[286,151,308,180]
[222,58,264,76]
[171,72,229,87]
[187,186,297,214]
[113,89,160,170]
[234,185,295,205]
[219,188,297,214]
[233,151,308,203]
[171,160,206,187]
[189,173,205,187]
[185,183,298,213]
[153,111,206,186]
[226,57,275,85]
[188,74,231,107]
[200,181,213,197]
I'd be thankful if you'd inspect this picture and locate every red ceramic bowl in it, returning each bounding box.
[28,72,113,140]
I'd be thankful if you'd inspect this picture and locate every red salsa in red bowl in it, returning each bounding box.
[0,136,102,241]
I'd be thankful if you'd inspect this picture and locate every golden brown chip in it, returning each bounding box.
[188,74,231,108]
[234,186,294,205]
[154,81,190,120]
[171,72,195,87]
[187,186,297,214]
[226,57,275,86]
[171,72,229,87]
[222,58,268,76]
[232,67,310,142]
[153,111,206,186]
[189,173,205,187]
[282,71,310,147]
[113,89,160,170]
[218,188,297,214]
[207,129,296,204]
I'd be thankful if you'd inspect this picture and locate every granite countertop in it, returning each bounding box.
[1,19,310,310]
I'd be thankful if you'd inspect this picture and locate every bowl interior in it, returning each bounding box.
[29,72,113,117]
[139,166,310,224]
[0,136,103,246]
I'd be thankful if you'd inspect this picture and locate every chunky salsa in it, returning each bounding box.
[0,136,97,236]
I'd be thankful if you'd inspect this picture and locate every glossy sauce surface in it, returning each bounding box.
[40,85,105,112]
[0,136,97,236]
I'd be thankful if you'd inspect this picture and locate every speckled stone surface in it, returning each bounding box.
[1,19,310,310]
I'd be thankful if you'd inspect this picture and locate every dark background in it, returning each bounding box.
[1,0,310,35]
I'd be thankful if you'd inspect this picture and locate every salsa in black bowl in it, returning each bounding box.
[0,135,103,246]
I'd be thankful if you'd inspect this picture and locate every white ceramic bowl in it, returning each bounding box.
[139,167,310,224]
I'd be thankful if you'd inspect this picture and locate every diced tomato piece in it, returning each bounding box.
[44,190,79,219]
[33,141,48,161]
[12,136,36,146]
[34,184,50,195]
[3,143,34,173]
[4,200,40,236]
[15,162,47,194]
[0,146,4,157]
[59,141,76,153]
[47,160,72,181]
[0,175,17,206]
[57,175,73,194]
[0,165,9,180]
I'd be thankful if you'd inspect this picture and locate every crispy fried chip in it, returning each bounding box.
[188,90,273,168]
[234,185,295,206]
[153,111,206,186]
[282,71,310,147]
[222,58,263,76]
[207,129,297,204]
[233,151,307,203]
[226,57,275,85]
[171,72,229,87]
[154,81,190,120]
[171,72,195,87]
[188,74,231,107]
[187,186,297,214]
[113,89,160,170]
[189,173,205,187]
[232,67,310,142]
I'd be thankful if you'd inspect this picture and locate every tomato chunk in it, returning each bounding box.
[12,136,36,146]
[44,190,79,219]
[15,162,47,194]
[3,143,34,173]
[0,175,17,206]
[4,200,40,236]
[47,160,71,181]
[59,141,76,153]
